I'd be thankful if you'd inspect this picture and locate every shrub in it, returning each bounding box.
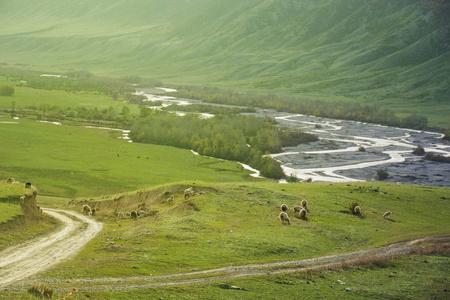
[286,173,299,183]
[377,169,389,180]
[425,153,450,163]
[358,145,366,152]
[412,145,425,156]
[0,84,15,96]
[28,284,53,298]
[347,200,360,215]
[443,131,450,141]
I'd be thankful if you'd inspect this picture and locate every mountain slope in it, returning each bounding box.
[0,0,449,122]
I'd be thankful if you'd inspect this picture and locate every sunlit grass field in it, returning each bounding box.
[0,117,260,197]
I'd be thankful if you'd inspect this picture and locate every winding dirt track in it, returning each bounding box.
[0,209,447,292]
[0,209,103,289]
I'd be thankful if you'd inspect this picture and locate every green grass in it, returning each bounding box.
[0,182,24,223]
[38,182,449,281]
[0,203,22,223]
[0,117,261,197]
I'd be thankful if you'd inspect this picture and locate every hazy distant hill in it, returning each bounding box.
[1,0,449,102]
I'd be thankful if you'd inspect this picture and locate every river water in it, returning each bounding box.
[139,88,450,187]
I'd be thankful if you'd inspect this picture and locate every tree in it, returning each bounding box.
[0,85,15,96]
[121,106,130,116]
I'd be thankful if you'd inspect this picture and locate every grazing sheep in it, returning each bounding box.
[130,210,138,220]
[383,211,392,219]
[118,212,124,219]
[83,204,92,215]
[184,187,195,199]
[279,212,290,225]
[354,206,362,216]
[280,204,288,212]
[6,177,14,184]
[138,210,146,218]
[301,199,308,210]
[19,195,26,202]
[299,208,307,220]
[293,205,302,215]
[167,195,174,204]
[125,212,131,217]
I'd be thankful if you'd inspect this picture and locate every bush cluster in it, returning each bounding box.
[0,84,15,96]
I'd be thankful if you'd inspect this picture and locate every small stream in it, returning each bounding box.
[138,88,450,186]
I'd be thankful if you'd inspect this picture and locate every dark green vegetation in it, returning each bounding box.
[170,86,430,129]
[0,0,448,128]
[131,113,317,179]
[0,85,14,96]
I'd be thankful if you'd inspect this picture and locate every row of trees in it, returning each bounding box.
[130,112,317,179]
[24,103,132,125]
[169,85,429,129]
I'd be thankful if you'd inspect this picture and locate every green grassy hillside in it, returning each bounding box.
[30,181,449,296]
[0,0,448,127]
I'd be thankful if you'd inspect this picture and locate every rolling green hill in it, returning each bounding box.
[0,0,449,125]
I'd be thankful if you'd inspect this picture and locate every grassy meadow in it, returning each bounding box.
[0,117,259,198]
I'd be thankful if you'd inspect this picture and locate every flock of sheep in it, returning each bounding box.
[106,187,198,221]
[279,200,392,225]
[81,186,392,224]
[279,199,309,225]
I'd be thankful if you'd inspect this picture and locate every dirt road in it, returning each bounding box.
[0,209,102,289]
[1,209,447,292]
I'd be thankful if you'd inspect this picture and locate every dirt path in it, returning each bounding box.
[0,208,103,289]
[23,236,450,292]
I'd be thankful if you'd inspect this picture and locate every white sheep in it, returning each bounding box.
[301,199,308,210]
[6,177,15,184]
[354,206,362,216]
[184,187,195,199]
[118,212,124,219]
[19,195,26,203]
[83,204,91,215]
[293,205,302,215]
[125,212,131,217]
[167,195,174,204]
[279,212,290,224]
[280,204,288,212]
[383,211,392,219]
